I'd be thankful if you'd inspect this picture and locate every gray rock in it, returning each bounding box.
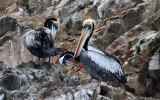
[0,87,5,100]
[74,90,91,100]
[97,95,111,100]
[51,92,73,100]
[9,90,29,100]
[107,20,124,34]
[122,4,145,31]
[149,52,160,81]
[64,11,83,36]
[3,3,18,14]
[0,74,25,90]
[0,33,12,46]
[97,0,113,19]
[154,0,160,12]
[0,16,17,37]
[18,23,33,34]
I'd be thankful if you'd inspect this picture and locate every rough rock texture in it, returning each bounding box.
[0,0,160,99]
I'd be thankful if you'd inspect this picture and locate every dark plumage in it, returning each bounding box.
[24,18,62,66]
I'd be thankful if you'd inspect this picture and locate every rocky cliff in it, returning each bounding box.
[0,0,160,100]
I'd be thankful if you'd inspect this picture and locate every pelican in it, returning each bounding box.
[24,17,62,66]
[60,19,127,87]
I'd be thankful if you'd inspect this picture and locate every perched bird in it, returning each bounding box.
[60,19,127,87]
[24,17,62,66]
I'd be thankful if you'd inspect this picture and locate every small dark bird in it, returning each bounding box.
[59,19,127,87]
[24,18,62,66]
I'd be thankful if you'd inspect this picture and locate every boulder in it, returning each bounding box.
[149,52,160,81]
[0,16,17,37]
[0,73,25,90]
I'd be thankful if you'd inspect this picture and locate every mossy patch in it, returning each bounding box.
[140,39,145,44]
[155,33,160,43]
[151,44,160,54]
[151,33,160,54]
[128,38,139,50]
[151,17,160,30]
[136,45,141,55]
[158,66,160,70]
[2,73,11,81]
[138,63,149,86]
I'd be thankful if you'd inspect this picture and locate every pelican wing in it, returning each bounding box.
[88,46,122,65]
[42,47,63,56]
[87,50,126,82]
[88,46,104,54]
[35,27,53,44]
[25,33,41,48]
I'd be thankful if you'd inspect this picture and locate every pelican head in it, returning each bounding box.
[44,17,60,39]
[59,51,83,68]
[73,19,95,59]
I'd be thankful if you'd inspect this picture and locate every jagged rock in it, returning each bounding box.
[149,52,160,81]
[154,0,160,12]
[122,3,146,31]
[9,8,25,17]
[0,33,12,46]
[0,0,17,13]
[52,0,61,6]
[106,9,160,96]
[107,20,124,34]
[9,91,29,100]
[0,87,5,100]
[65,16,82,36]
[90,19,125,49]
[145,51,160,98]
[74,90,91,100]
[0,16,17,37]
[97,95,111,100]
[0,74,25,90]
[3,3,18,14]
[97,0,113,19]
[27,0,53,14]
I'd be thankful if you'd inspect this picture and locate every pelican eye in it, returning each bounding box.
[50,22,58,30]
[83,25,91,29]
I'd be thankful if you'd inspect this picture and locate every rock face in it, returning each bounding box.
[0,0,160,99]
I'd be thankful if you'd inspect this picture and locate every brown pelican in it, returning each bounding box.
[60,19,127,87]
[24,18,62,66]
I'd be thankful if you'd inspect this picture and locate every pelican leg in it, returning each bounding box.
[89,76,93,83]
[119,81,124,89]
[35,57,41,66]
[48,56,51,64]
